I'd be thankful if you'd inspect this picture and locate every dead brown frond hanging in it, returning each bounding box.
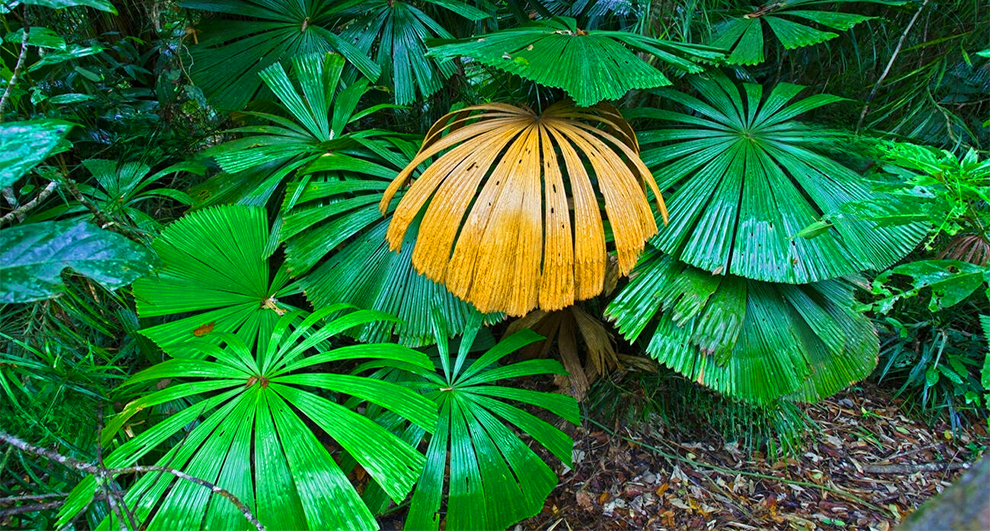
[379,100,668,316]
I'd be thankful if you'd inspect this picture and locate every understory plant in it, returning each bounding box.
[2,0,988,530]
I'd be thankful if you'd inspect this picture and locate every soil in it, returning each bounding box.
[514,382,988,531]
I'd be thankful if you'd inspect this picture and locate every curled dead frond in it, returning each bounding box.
[937,234,990,266]
[380,100,666,317]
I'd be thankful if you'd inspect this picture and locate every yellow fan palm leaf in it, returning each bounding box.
[380,100,667,316]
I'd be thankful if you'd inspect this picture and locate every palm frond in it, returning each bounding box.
[380,100,666,317]
[503,305,621,399]
[281,137,494,346]
[339,0,489,105]
[403,316,579,530]
[427,16,724,107]
[58,308,437,530]
[634,71,926,284]
[606,248,878,404]
[190,52,383,208]
[178,0,380,110]
[132,205,293,356]
[709,0,893,65]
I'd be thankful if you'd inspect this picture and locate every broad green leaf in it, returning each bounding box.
[20,0,116,12]
[27,44,104,71]
[871,260,987,313]
[0,220,157,303]
[2,26,66,49]
[0,119,73,188]
[607,248,878,404]
[634,72,926,283]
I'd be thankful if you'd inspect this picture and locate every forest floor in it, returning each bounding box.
[514,381,987,531]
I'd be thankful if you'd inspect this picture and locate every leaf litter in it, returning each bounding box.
[514,382,987,531]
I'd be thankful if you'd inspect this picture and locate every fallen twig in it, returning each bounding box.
[0,26,29,118]
[863,462,970,475]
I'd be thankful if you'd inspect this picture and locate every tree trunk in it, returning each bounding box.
[896,456,990,531]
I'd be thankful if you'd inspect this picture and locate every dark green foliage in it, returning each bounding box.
[586,370,817,459]
[178,0,380,110]
[2,0,987,528]
[709,0,891,65]
[338,0,490,105]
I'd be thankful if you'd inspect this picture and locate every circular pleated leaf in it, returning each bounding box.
[635,72,926,283]
[338,0,489,105]
[380,100,667,317]
[58,309,437,531]
[132,205,293,356]
[606,248,878,404]
[281,138,493,346]
[179,0,382,111]
[427,16,723,107]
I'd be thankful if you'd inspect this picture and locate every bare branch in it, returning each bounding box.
[0,180,58,227]
[0,431,266,531]
[0,26,29,119]
[856,0,931,132]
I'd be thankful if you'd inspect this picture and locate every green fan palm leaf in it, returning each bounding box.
[338,0,489,105]
[634,71,926,284]
[179,0,381,110]
[395,314,579,531]
[132,205,293,356]
[709,0,897,65]
[606,248,878,404]
[191,52,387,208]
[426,16,724,107]
[280,136,494,346]
[56,308,438,530]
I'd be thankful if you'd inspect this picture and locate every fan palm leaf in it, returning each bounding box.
[380,100,667,317]
[634,71,926,284]
[426,16,724,107]
[281,136,494,346]
[57,308,438,530]
[606,248,878,404]
[710,0,893,65]
[393,314,579,530]
[132,205,292,356]
[338,0,490,105]
[190,52,387,208]
[178,0,381,110]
